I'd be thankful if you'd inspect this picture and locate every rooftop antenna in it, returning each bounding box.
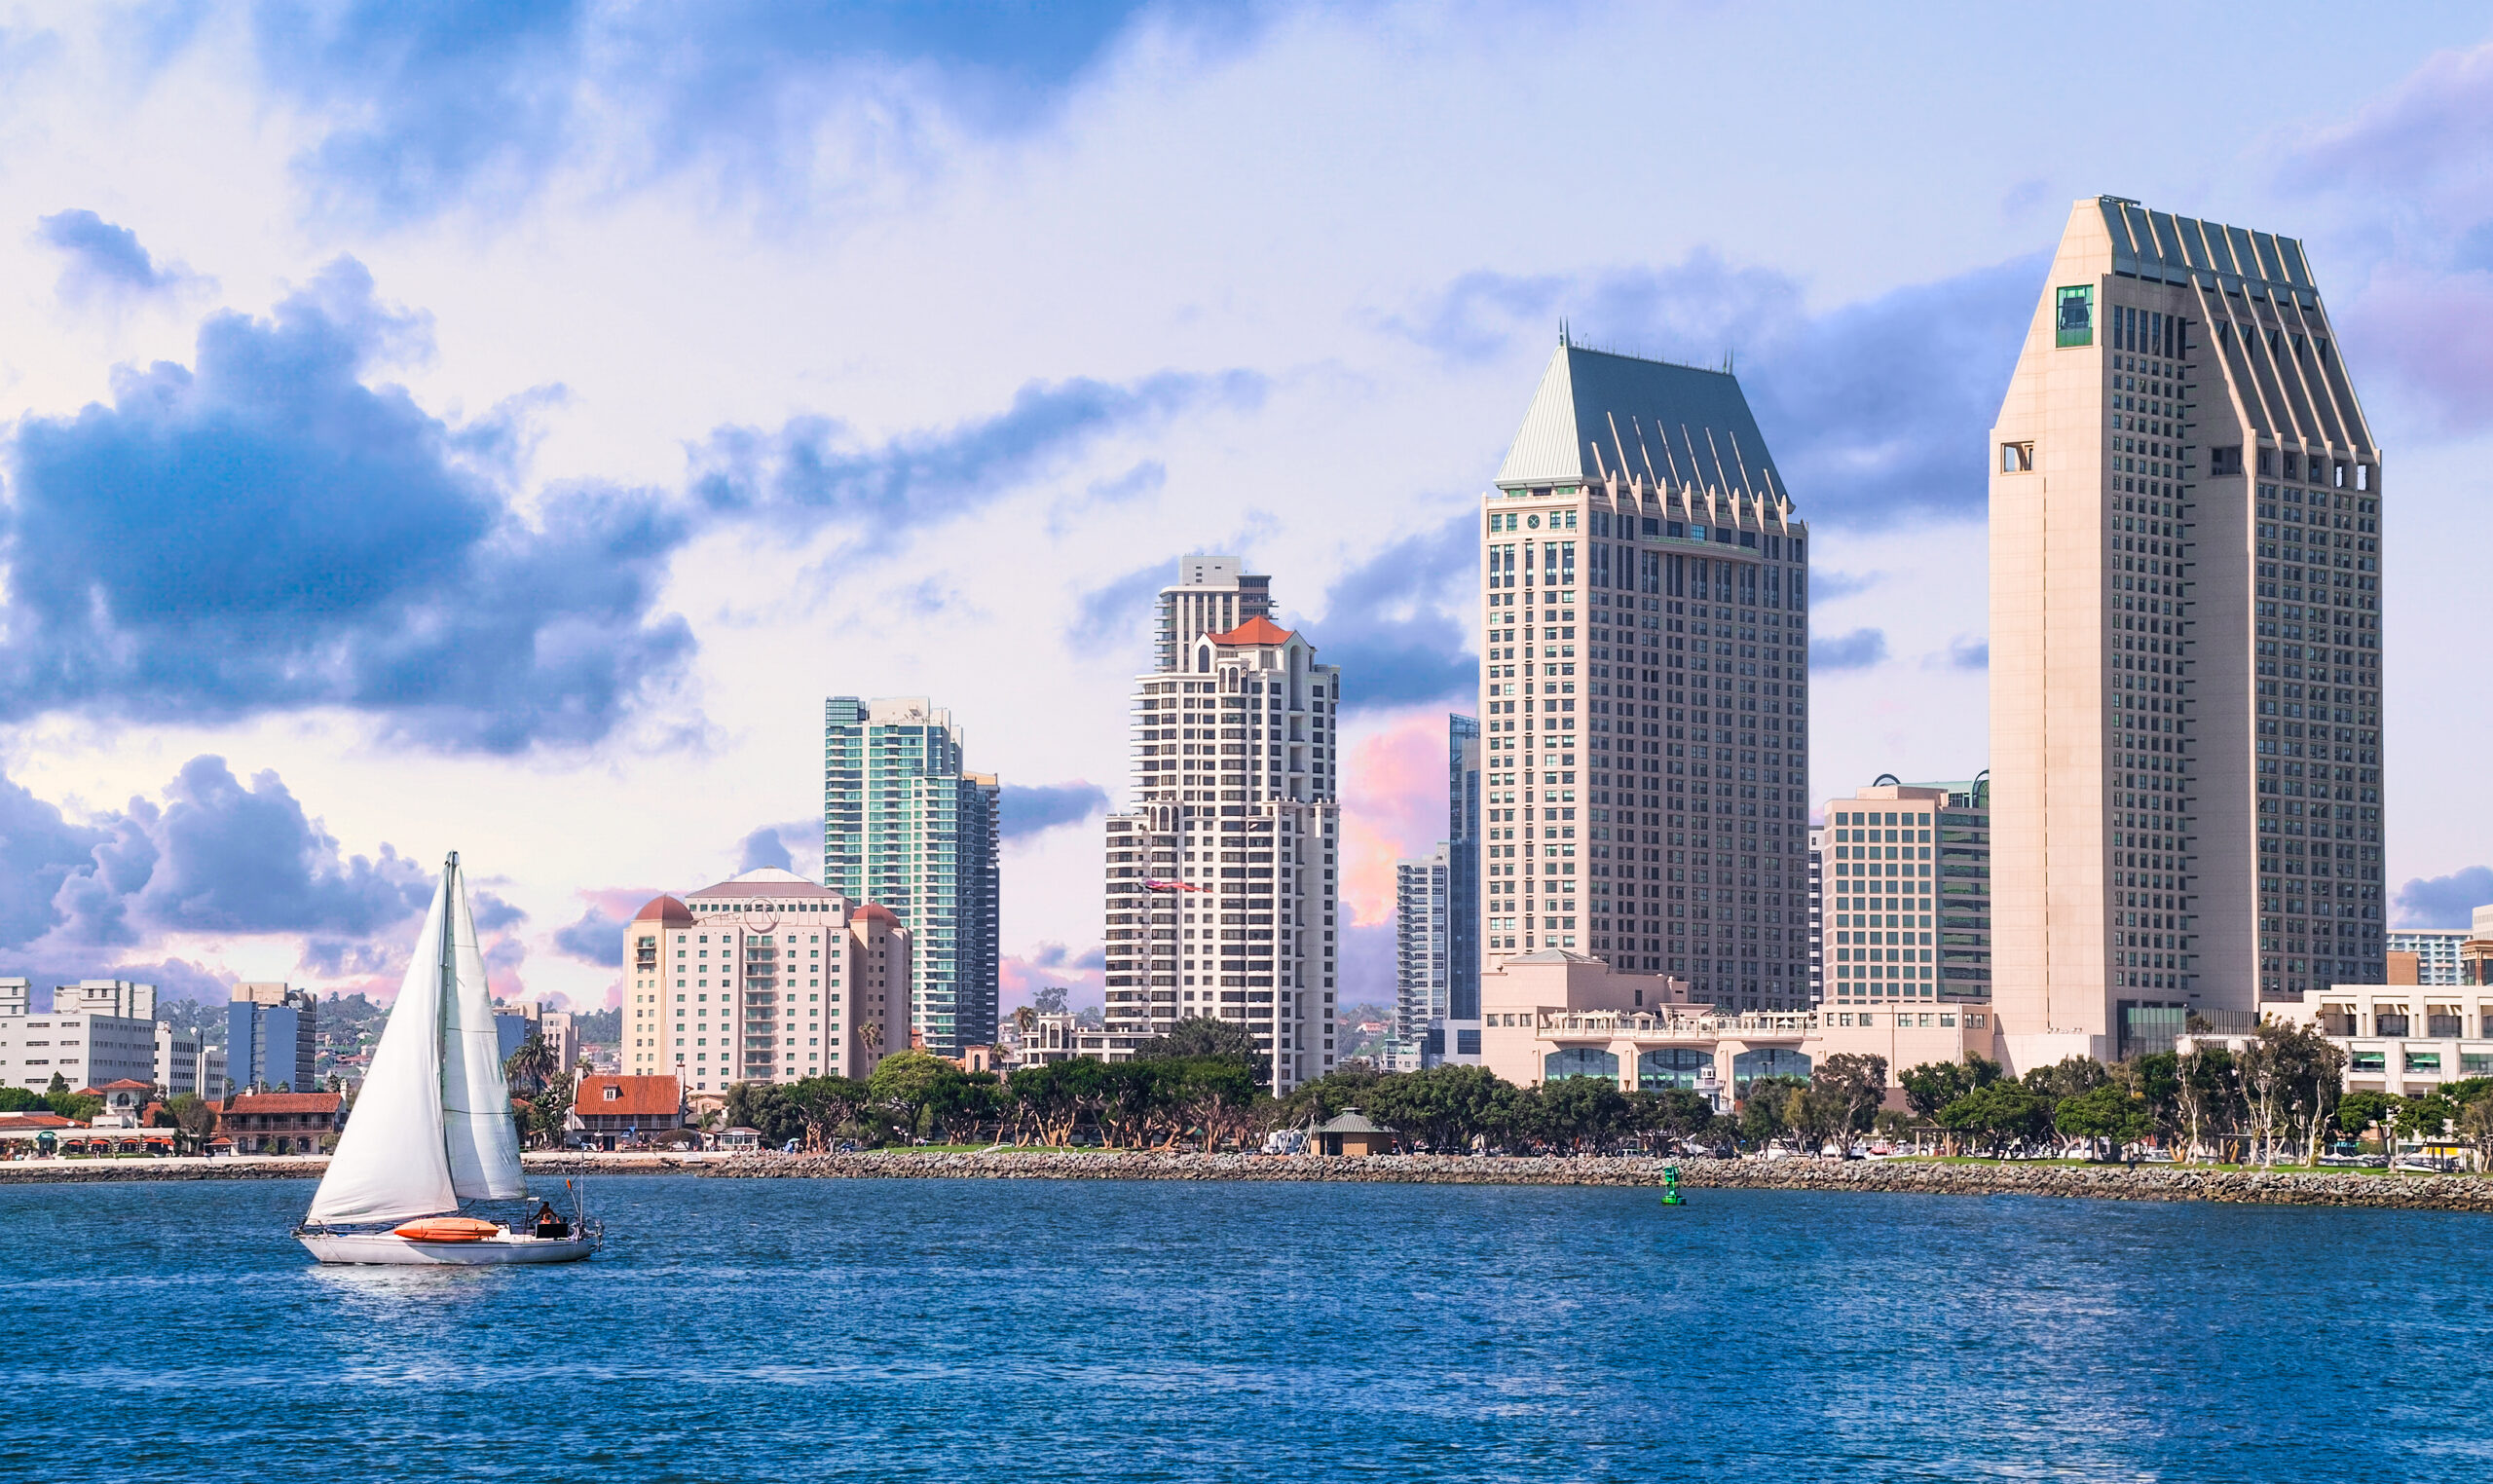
[1559,318,1571,348]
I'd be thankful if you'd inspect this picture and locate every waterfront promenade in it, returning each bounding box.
[4,1149,2490,1211]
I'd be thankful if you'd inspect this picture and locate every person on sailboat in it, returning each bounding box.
[533,1202,571,1240]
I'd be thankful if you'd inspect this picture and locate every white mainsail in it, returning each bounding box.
[303,876,457,1225]
[303,852,526,1226]
[441,857,525,1199]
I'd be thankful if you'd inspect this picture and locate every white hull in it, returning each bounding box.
[300,1231,597,1266]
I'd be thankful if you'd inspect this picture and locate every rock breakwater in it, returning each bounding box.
[701,1150,2493,1211]
[7,1150,2487,1212]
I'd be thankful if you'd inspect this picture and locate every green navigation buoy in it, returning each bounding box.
[1660,1162,1686,1206]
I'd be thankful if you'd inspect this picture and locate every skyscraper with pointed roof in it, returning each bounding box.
[1102,556,1341,1094]
[1988,197,2386,1067]
[1479,337,1812,1013]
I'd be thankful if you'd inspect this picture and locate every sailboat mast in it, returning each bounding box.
[439,852,459,1184]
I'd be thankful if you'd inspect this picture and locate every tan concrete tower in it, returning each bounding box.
[1989,197,2386,1070]
[1482,338,1812,1014]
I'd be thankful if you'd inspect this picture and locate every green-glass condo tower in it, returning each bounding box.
[824,697,1001,1057]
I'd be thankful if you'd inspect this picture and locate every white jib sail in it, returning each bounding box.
[304,875,458,1226]
[440,855,526,1201]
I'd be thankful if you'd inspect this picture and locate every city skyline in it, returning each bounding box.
[0,9,2489,1018]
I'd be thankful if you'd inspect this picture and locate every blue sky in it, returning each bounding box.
[3,1,2491,1013]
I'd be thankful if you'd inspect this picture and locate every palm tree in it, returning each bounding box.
[859,1021,884,1065]
[1014,1006,1037,1034]
[504,1031,560,1094]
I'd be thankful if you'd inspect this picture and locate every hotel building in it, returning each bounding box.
[1481,338,1811,1013]
[1102,557,1341,1094]
[823,697,1000,1057]
[622,868,912,1091]
[1819,780,1992,1009]
[1990,197,2385,1068]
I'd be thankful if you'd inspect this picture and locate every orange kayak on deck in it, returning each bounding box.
[391,1217,502,1243]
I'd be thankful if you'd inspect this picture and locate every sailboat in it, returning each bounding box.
[297,852,599,1266]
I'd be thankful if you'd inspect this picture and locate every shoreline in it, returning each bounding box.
[2,1149,2488,1211]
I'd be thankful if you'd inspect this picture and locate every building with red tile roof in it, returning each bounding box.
[218,1091,344,1154]
[622,870,914,1094]
[572,1075,684,1145]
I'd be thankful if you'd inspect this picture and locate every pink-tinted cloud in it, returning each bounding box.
[1001,940,1104,1013]
[1338,705,1458,929]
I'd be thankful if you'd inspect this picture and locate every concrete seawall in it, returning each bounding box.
[7,1151,2488,1212]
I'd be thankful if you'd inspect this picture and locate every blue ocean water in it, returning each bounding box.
[6,1174,2489,1482]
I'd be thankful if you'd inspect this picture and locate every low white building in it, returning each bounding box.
[1479,949,1997,1107]
[2257,984,2493,1097]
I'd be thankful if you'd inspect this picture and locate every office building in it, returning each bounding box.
[1103,557,1342,1094]
[1481,336,1811,1012]
[1820,779,1991,1007]
[1395,846,1451,1046]
[1445,715,1483,1060]
[2385,929,2468,986]
[155,1021,225,1098]
[622,869,910,1091]
[0,980,161,1093]
[1990,197,2385,1067]
[823,697,1001,1057]
[228,983,316,1093]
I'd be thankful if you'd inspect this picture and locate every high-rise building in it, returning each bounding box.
[1395,846,1450,1044]
[228,983,316,1092]
[823,697,1001,1057]
[1818,780,1992,1009]
[1805,826,1826,1005]
[1481,337,1811,1012]
[1155,555,1274,670]
[2385,929,2468,985]
[1447,715,1482,1021]
[1102,557,1341,1094]
[1990,197,2385,1067]
[620,868,912,1091]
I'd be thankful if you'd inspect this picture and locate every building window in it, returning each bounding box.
[2055,285,2093,348]
[2000,442,2034,473]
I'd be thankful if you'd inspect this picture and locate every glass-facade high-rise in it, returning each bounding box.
[1990,197,2385,1068]
[1447,715,1481,1022]
[823,697,1000,1057]
[1480,336,1811,1012]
